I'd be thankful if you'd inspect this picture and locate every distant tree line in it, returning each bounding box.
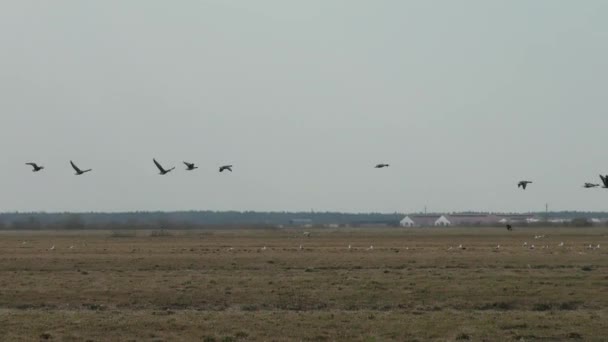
[0,210,607,230]
[0,211,403,230]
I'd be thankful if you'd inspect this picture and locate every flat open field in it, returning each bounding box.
[0,228,606,341]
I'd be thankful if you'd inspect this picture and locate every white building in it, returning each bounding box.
[400,216,415,227]
[435,215,451,226]
[399,215,451,227]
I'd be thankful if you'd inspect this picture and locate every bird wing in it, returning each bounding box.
[601,175,608,186]
[153,159,166,173]
[25,162,37,167]
[70,161,82,173]
[183,162,192,167]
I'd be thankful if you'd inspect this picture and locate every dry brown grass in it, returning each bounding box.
[0,227,606,341]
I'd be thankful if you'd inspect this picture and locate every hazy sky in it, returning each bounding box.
[1,1,607,213]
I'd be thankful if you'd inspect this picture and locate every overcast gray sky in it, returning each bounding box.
[1,1,607,213]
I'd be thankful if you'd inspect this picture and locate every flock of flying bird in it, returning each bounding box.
[24,160,385,175]
[517,176,608,190]
[24,161,608,190]
[25,159,233,175]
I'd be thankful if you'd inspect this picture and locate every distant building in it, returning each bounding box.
[400,215,442,227]
[496,214,536,224]
[399,216,415,227]
[289,219,313,228]
[435,215,451,226]
[401,213,539,227]
[445,214,501,226]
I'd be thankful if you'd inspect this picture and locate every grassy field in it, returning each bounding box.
[0,227,606,341]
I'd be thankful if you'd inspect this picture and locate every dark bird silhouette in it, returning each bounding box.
[183,162,198,171]
[600,175,608,188]
[518,181,532,190]
[25,163,44,172]
[219,165,233,173]
[153,159,175,175]
[70,161,92,175]
[506,224,513,231]
[375,164,389,168]
[584,183,600,188]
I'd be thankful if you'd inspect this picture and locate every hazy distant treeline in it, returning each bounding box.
[0,211,402,230]
[0,210,607,230]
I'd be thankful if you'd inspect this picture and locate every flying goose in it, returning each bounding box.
[153,159,175,175]
[219,165,233,172]
[70,161,92,175]
[600,175,608,188]
[183,162,198,171]
[518,181,532,190]
[25,163,44,172]
[584,183,600,188]
[375,164,389,168]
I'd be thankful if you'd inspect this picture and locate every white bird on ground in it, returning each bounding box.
[587,244,593,249]
[448,246,453,251]
[558,242,564,247]
[523,242,528,247]
[530,245,535,249]
[49,245,55,251]
[597,244,601,249]
[348,244,352,250]
[496,245,500,249]
[368,245,374,250]
[261,246,267,251]
[299,245,303,250]
[69,245,74,249]
[458,244,464,249]
[303,232,311,238]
